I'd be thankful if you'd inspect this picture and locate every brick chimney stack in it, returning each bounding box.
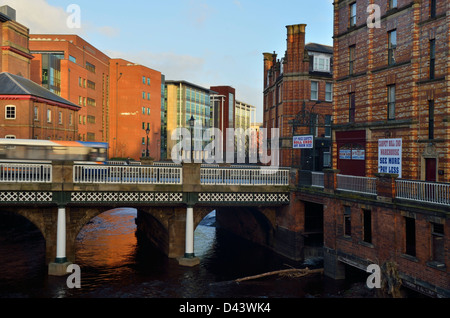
[263,52,275,88]
[285,24,307,74]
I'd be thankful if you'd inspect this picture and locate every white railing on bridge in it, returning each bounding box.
[311,172,324,188]
[396,179,450,206]
[0,162,52,183]
[201,167,289,186]
[107,161,142,166]
[73,165,182,184]
[337,174,377,195]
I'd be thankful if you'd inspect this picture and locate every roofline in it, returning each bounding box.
[0,95,81,111]
[165,80,214,93]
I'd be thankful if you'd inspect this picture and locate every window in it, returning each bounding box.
[147,108,151,115]
[313,56,330,72]
[87,80,96,90]
[5,106,16,119]
[344,206,352,237]
[325,115,332,137]
[5,135,16,139]
[69,55,77,63]
[87,115,96,124]
[85,62,96,73]
[311,81,318,100]
[310,114,318,137]
[431,223,444,264]
[58,111,63,125]
[147,78,151,85]
[87,133,95,141]
[430,0,436,18]
[388,30,397,66]
[429,100,434,139]
[87,98,96,107]
[142,137,145,145]
[388,85,396,120]
[69,114,73,126]
[363,209,372,244]
[349,93,356,122]
[325,83,333,101]
[349,45,355,75]
[405,217,416,257]
[349,2,356,27]
[47,109,52,123]
[430,39,435,79]
[143,76,146,84]
[147,93,151,100]
[389,0,397,9]
[143,92,146,99]
[34,106,39,121]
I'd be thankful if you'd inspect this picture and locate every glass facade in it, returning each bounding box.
[40,52,64,96]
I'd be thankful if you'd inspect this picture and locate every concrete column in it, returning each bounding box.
[178,206,200,267]
[185,206,195,258]
[48,206,72,276]
[56,206,67,263]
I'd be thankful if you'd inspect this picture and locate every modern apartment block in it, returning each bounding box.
[235,100,256,132]
[29,35,110,144]
[109,58,162,160]
[333,0,449,181]
[263,24,333,169]
[163,80,214,160]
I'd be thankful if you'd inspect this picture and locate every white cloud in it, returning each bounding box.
[2,0,119,37]
[105,50,206,83]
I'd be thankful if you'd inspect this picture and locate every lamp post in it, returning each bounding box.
[145,126,150,158]
[188,116,195,162]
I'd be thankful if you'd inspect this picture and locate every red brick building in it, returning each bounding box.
[29,35,110,144]
[0,72,80,140]
[333,0,449,181]
[0,6,33,79]
[0,6,80,141]
[263,24,333,169]
[109,58,162,160]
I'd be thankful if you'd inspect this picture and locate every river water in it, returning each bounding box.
[0,208,365,299]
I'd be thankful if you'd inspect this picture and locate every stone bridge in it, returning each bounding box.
[0,161,302,275]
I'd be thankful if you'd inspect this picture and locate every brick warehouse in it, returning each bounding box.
[332,0,450,181]
[263,24,333,170]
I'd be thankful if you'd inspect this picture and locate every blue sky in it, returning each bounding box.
[4,0,334,122]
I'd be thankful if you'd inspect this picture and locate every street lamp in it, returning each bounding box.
[188,116,195,162]
[145,126,150,158]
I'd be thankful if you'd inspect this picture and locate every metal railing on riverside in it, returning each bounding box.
[396,179,450,206]
[0,162,52,183]
[311,172,324,188]
[73,165,182,184]
[337,174,377,195]
[200,167,289,186]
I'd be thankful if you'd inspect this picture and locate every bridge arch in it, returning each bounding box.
[0,209,47,276]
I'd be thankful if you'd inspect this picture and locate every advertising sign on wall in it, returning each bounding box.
[378,138,402,178]
[293,135,314,149]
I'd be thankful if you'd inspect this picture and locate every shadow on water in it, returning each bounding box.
[0,208,365,298]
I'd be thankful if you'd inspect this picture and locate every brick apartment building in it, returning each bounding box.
[29,35,110,145]
[318,0,449,298]
[333,0,449,182]
[263,24,333,169]
[109,58,162,160]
